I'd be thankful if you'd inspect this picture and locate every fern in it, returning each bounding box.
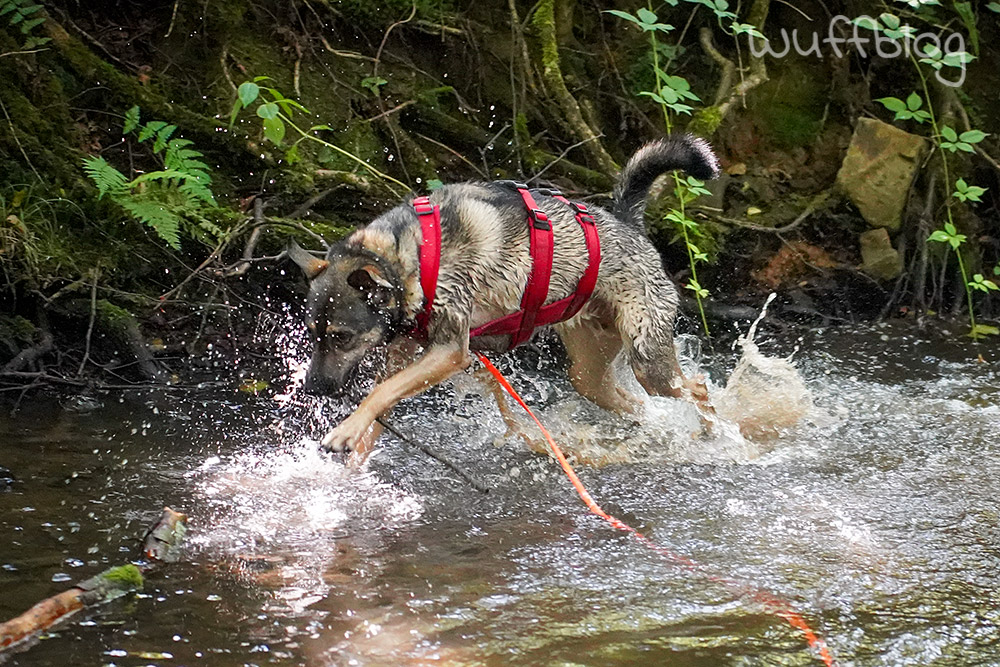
[118,198,181,248]
[82,106,223,249]
[82,156,128,198]
[2,0,51,50]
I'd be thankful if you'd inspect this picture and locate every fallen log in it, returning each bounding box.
[0,506,187,654]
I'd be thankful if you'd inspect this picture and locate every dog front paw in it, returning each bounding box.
[320,414,371,454]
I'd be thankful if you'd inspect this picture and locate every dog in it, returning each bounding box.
[288,135,720,461]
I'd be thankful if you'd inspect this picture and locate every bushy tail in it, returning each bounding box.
[613,135,720,230]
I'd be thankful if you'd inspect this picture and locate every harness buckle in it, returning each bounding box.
[529,208,551,230]
[414,201,435,216]
[535,187,564,198]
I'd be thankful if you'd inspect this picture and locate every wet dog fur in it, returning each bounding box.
[288,135,720,461]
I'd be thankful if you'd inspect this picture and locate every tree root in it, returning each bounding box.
[530,0,617,173]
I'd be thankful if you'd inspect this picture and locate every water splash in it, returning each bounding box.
[715,293,813,441]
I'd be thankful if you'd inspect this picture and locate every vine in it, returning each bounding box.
[608,1,764,337]
[867,1,997,338]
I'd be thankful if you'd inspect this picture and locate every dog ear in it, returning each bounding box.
[287,240,329,280]
[347,266,395,309]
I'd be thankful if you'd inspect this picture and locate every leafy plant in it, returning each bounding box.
[866,7,995,338]
[608,1,752,337]
[228,77,408,194]
[83,107,221,249]
[0,0,50,50]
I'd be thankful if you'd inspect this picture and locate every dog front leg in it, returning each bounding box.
[321,342,471,455]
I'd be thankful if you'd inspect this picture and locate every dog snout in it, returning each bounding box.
[301,347,362,396]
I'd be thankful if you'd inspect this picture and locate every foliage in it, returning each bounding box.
[866,6,995,338]
[82,107,222,250]
[607,1,755,336]
[0,0,50,50]
[229,77,409,194]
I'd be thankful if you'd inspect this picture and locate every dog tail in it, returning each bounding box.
[613,135,720,230]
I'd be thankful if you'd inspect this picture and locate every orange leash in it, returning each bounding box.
[476,353,836,667]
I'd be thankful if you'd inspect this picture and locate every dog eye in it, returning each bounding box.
[324,328,355,346]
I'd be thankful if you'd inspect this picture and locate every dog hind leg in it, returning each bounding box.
[556,319,642,416]
[614,287,712,409]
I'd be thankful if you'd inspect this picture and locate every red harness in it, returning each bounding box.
[411,183,601,349]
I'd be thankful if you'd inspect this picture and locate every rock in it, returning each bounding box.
[836,117,927,231]
[859,228,903,281]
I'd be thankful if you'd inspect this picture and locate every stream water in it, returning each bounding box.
[2,319,999,666]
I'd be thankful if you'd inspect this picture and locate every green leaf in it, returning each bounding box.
[905,92,922,111]
[137,120,167,142]
[20,16,44,32]
[940,126,958,142]
[228,97,243,129]
[636,7,657,24]
[284,143,300,165]
[879,13,900,30]
[959,130,987,144]
[238,82,260,108]
[989,2,1000,12]
[123,106,141,135]
[970,324,1000,338]
[360,76,388,94]
[153,124,177,153]
[82,155,129,198]
[928,230,950,243]
[256,102,280,119]
[604,9,641,25]
[426,178,444,191]
[263,116,285,144]
[877,97,906,113]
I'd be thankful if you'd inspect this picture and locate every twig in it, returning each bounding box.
[0,371,85,387]
[708,191,832,235]
[223,200,266,278]
[377,417,490,493]
[0,48,48,58]
[251,217,330,249]
[292,37,303,98]
[165,0,181,37]
[287,187,339,220]
[527,135,601,184]
[363,100,416,123]
[76,269,100,376]
[412,132,488,178]
[219,45,237,92]
[0,95,41,182]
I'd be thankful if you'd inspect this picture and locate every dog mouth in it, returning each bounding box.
[303,345,385,403]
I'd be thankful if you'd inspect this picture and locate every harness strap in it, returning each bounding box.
[509,186,553,348]
[413,196,440,338]
[552,194,601,323]
[413,185,601,348]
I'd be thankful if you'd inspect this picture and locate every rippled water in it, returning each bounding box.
[1,321,999,666]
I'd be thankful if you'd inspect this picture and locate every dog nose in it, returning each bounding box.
[301,372,330,396]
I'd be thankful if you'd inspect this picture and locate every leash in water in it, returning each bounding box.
[475,352,836,667]
[376,417,491,494]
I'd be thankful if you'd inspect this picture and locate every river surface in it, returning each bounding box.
[1,321,999,666]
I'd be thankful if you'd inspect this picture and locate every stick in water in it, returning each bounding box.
[376,417,490,493]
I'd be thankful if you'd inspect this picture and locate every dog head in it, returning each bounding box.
[288,240,405,397]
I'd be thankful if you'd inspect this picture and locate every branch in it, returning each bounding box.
[531,0,617,173]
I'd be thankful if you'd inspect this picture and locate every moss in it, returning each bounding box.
[688,106,724,138]
[101,564,144,589]
[748,62,826,149]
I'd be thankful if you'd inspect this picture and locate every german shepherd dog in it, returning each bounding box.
[289,135,719,461]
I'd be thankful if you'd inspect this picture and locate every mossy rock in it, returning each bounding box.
[748,61,826,149]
